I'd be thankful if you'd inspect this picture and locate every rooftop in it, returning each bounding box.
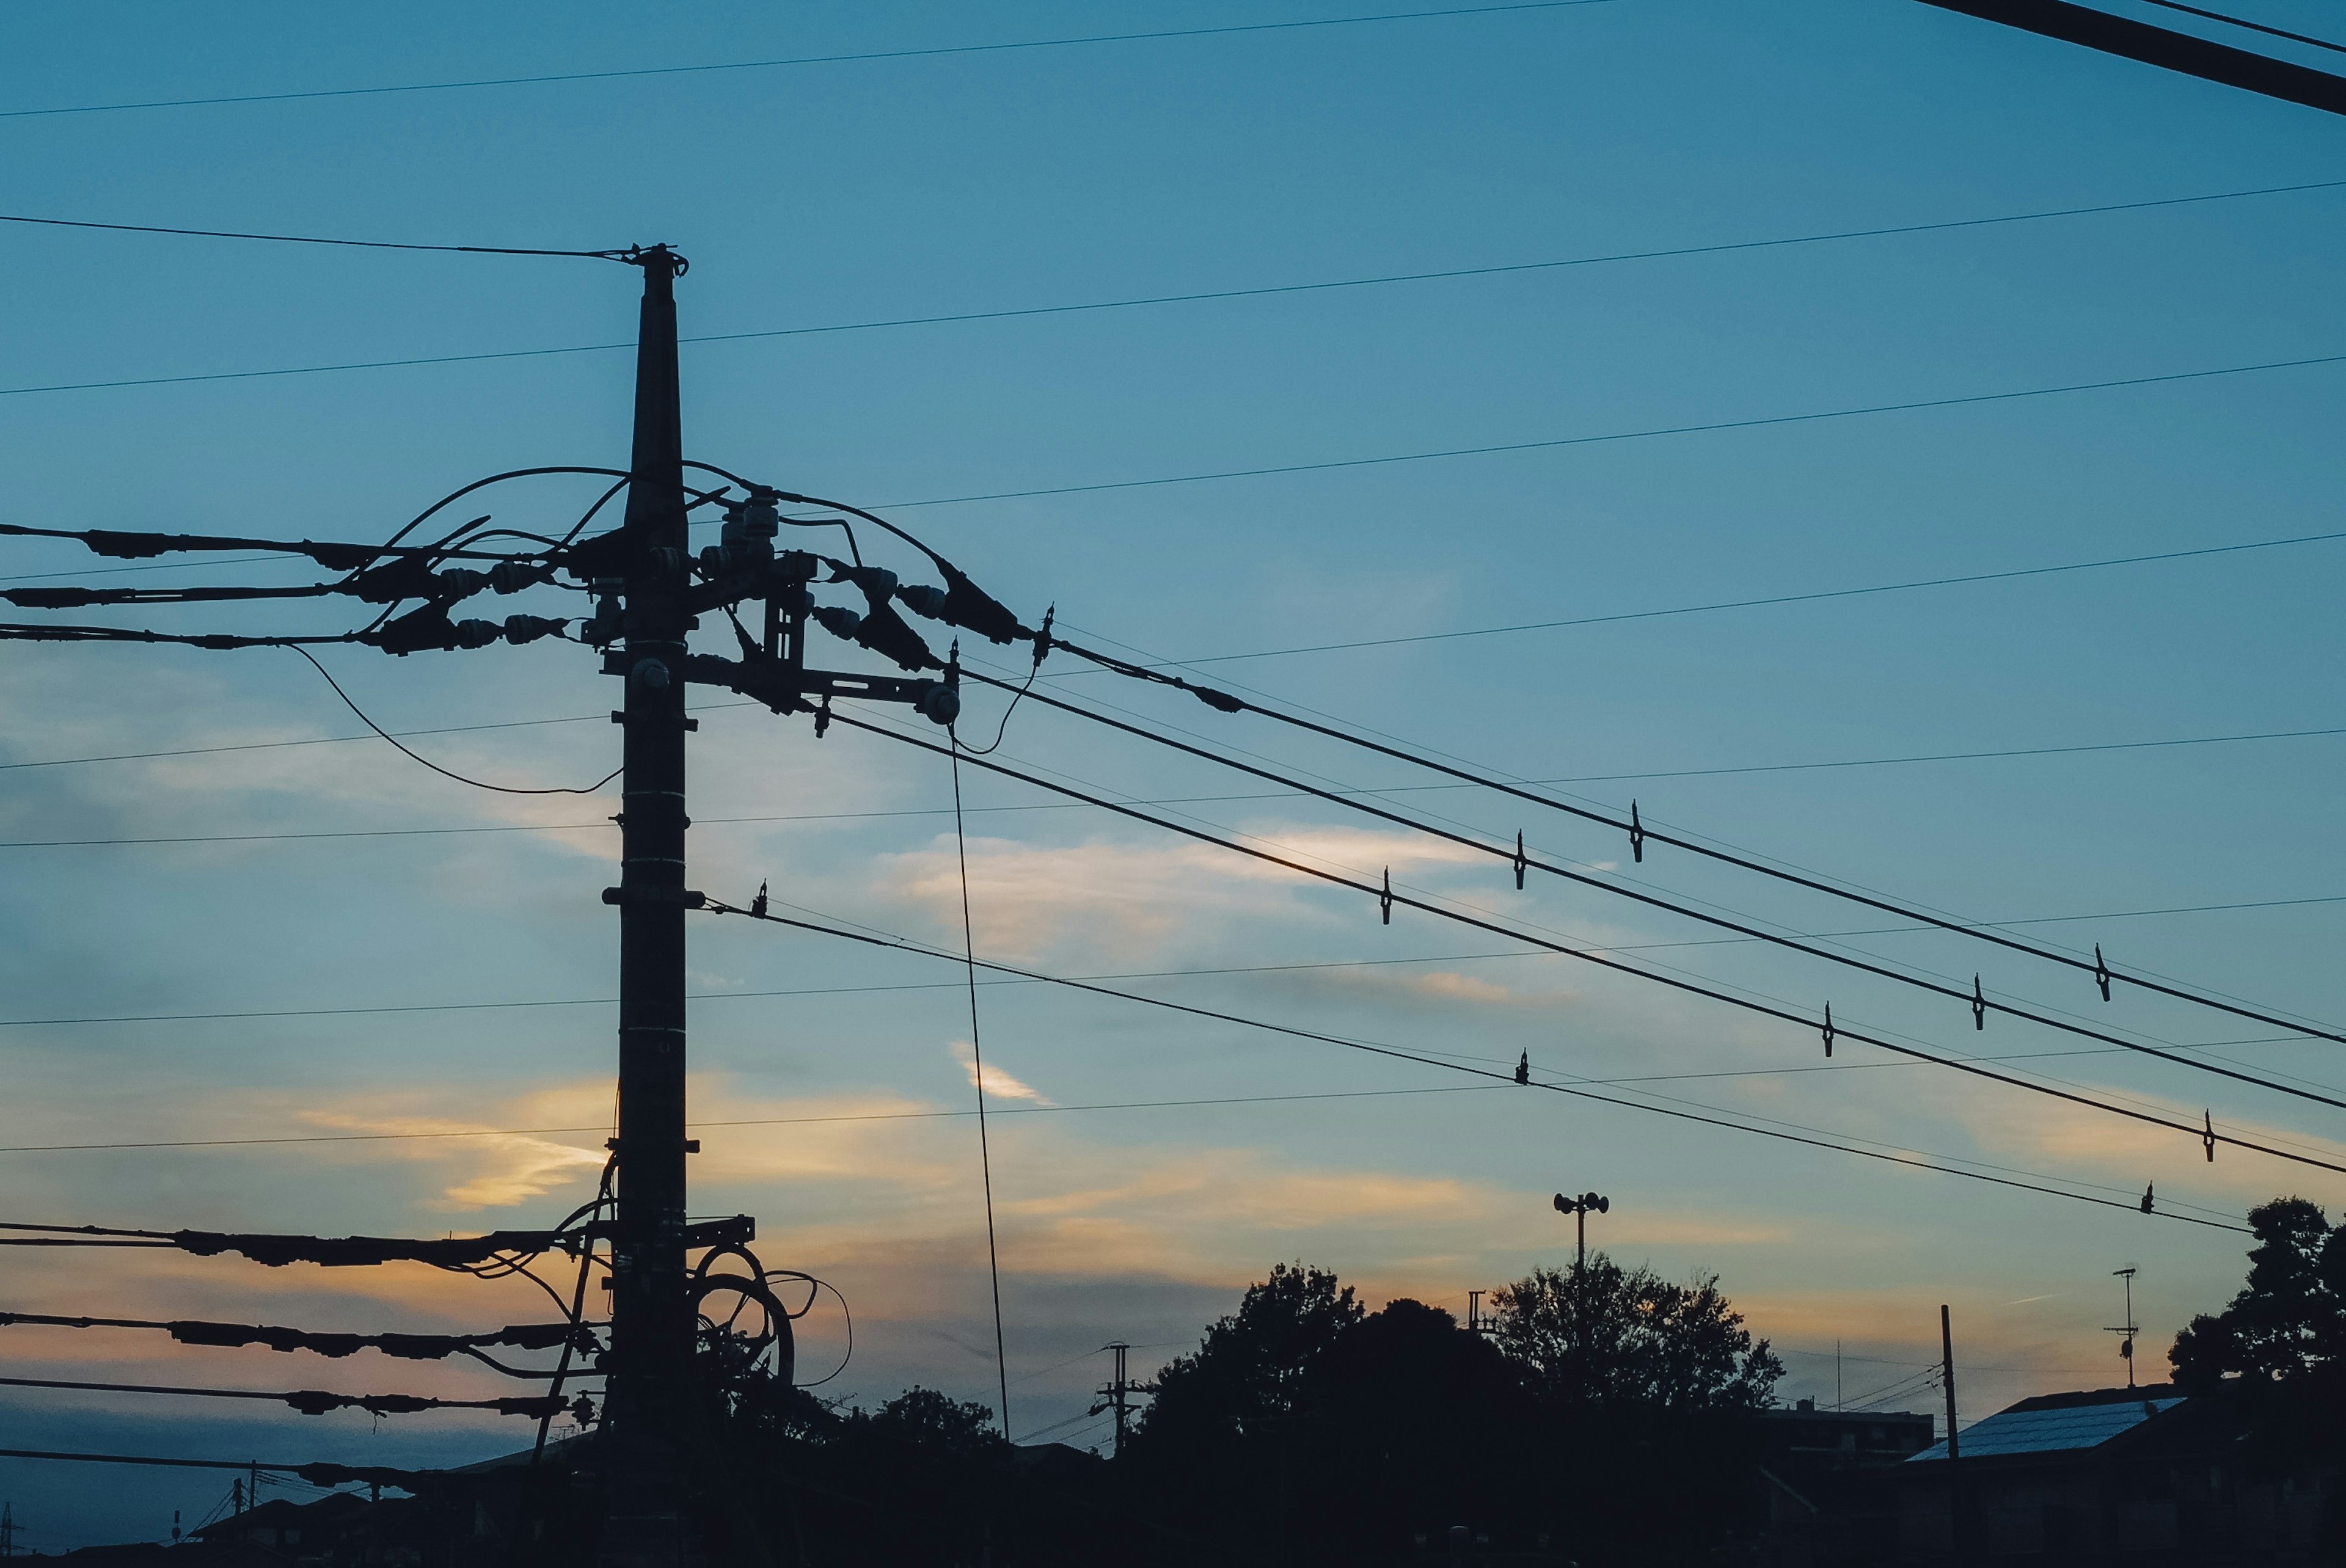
[1906,1384,2185,1464]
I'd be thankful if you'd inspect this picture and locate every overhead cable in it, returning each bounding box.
[1040,633,2346,1049]
[0,214,645,262]
[0,1310,595,1366]
[0,1222,576,1267]
[696,895,2249,1231]
[824,711,2346,1178]
[2135,0,2346,53]
[0,1447,433,1489]
[877,350,2346,509]
[961,669,2346,1110]
[9,179,2345,401]
[0,3,1613,121]
[0,1372,579,1420]
[1137,527,2346,666]
[289,646,622,796]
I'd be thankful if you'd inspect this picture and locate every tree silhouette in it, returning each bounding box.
[1492,1253,1785,1410]
[2169,1197,2344,1546]
[1138,1261,1364,1449]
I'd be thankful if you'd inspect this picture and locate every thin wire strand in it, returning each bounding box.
[2136,0,2346,53]
[0,212,635,261]
[951,734,1014,1442]
[289,646,621,796]
[962,669,2346,1111]
[701,899,2251,1233]
[0,4,1613,121]
[830,712,2346,1179]
[9,178,2345,400]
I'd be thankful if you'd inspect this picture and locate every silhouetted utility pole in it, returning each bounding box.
[1,1501,19,1558]
[1941,1304,1966,1565]
[600,244,698,1567]
[2107,1267,2141,1388]
[1091,1343,1151,1458]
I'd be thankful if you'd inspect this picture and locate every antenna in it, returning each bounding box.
[2105,1267,2141,1388]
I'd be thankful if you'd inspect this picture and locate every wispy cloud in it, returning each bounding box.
[951,1040,1051,1104]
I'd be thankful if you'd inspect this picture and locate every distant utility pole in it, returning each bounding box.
[2107,1267,2141,1389]
[1090,1343,1151,1458]
[1466,1289,1489,1334]
[1941,1305,1967,1566]
[1,1500,19,1558]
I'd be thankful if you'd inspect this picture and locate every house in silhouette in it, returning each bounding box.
[1896,1383,2331,1564]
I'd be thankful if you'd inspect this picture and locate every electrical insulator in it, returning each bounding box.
[812,605,863,640]
[897,583,949,619]
[453,619,502,649]
[915,682,961,727]
[841,564,899,600]
[489,560,546,595]
[433,568,490,600]
[503,614,565,646]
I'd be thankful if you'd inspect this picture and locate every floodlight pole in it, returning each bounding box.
[602,243,698,1566]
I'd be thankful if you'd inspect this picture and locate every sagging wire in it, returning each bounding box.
[948,712,1015,1442]
[698,896,2253,1233]
[952,669,2346,1115]
[817,712,2346,1182]
[288,646,622,796]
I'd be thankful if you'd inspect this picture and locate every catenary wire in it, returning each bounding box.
[823,712,2346,1178]
[0,4,1613,120]
[962,669,2346,1111]
[696,898,2252,1231]
[7,179,2343,401]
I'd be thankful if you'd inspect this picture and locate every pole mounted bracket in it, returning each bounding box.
[600,887,706,908]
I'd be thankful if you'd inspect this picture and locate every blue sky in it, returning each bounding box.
[4,0,2346,1546]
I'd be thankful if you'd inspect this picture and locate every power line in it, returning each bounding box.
[948,741,1014,1443]
[1133,529,2346,666]
[288,646,622,795]
[700,898,2253,1231]
[961,669,2346,1111]
[1041,633,2346,1049]
[9,177,2341,403]
[0,1373,574,1419]
[2136,0,2346,54]
[0,213,637,261]
[0,1087,1510,1157]
[875,351,2346,509]
[0,3,1613,121]
[826,711,2346,1179]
